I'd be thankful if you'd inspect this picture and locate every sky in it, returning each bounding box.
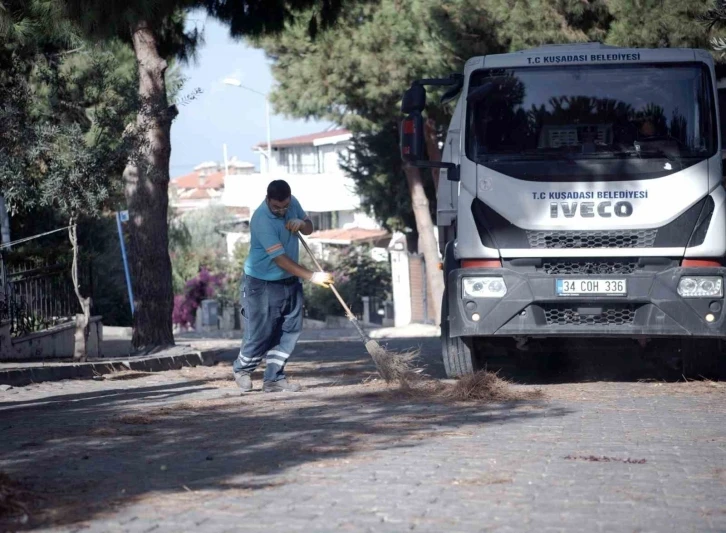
[169,13,333,178]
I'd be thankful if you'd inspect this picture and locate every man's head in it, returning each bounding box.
[266,180,291,217]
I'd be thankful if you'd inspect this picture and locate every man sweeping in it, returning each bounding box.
[233,179,334,393]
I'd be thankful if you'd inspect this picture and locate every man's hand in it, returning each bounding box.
[310,272,334,287]
[285,219,305,233]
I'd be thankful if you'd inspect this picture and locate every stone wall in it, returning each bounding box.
[0,317,102,361]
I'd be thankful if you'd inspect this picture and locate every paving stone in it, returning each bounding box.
[0,338,724,532]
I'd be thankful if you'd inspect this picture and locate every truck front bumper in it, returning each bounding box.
[447,266,726,338]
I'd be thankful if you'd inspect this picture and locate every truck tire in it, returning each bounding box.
[441,292,477,377]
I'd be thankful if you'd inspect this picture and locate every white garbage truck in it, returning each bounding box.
[400,43,726,378]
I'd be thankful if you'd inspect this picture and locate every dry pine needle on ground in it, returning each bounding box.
[0,472,34,522]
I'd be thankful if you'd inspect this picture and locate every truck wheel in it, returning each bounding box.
[441,292,476,377]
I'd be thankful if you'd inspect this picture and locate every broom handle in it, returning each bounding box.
[297,233,357,321]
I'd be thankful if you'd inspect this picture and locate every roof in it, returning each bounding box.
[229,161,255,169]
[228,157,255,168]
[172,170,225,190]
[194,161,220,171]
[308,227,389,245]
[254,128,351,150]
[178,188,223,200]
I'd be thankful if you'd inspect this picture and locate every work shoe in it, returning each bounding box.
[234,371,253,392]
[263,379,301,393]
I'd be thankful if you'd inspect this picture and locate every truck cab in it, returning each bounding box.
[401,43,725,378]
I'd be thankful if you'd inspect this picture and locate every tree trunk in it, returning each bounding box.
[125,20,175,351]
[424,118,442,192]
[0,195,10,247]
[403,164,444,325]
[69,220,90,362]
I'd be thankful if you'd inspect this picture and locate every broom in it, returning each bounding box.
[298,233,418,383]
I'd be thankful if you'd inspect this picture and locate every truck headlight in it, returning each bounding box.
[677,276,723,298]
[463,277,507,298]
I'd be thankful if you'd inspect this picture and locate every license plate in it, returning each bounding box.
[556,279,627,296]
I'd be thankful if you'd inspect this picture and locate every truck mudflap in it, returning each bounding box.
[447,266,726,338]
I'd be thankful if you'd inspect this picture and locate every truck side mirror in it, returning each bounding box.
[399,77,460,182]
[401,83,426,114]
[400,112,424,162]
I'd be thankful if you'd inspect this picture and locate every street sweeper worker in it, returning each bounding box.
[233,179,334,393]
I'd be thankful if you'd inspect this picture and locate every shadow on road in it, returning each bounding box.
[0,354,567,530]
[2,334,720,528]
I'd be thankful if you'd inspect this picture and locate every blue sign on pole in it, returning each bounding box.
[116,211,135,317]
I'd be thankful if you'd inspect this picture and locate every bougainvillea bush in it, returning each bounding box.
[172,267,224,329]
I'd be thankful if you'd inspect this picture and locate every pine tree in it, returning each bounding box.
[55,0,344,350]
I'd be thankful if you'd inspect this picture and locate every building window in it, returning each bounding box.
[275,146,323,174]
[309,211,335,231]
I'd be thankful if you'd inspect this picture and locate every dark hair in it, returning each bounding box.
[266,180,291,202]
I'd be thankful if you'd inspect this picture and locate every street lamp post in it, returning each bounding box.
[223,78,272,172]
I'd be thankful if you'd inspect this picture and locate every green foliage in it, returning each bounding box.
[301,245,392,320]
[255,0,721,236]
[606,0,713,49]
[167,205,248,306]
[79,216,134,326]
[0,41,138,217]
[340,124,433,234]
[218,239,250,304]
[59,0,346,62]
[230,241,251,274]
[169,206,228,294]
[0,2,143,332]
[2,0,349,343]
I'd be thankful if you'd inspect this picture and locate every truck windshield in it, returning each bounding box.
[466,63,717,181]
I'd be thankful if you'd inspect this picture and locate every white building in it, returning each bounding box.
[222,128,387,258]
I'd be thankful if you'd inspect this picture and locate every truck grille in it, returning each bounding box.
[541,259,638,275]
[526,230,657,249]
[543,304,637,326]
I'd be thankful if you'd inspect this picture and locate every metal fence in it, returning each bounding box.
[0,259,78,337]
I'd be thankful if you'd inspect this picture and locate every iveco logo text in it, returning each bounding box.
[550,201,633,218]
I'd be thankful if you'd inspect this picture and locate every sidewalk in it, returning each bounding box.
[0,323,440,387]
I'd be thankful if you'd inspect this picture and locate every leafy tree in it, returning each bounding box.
[56,0,346,351]
[0,37,139,358]
[606,0,713,48]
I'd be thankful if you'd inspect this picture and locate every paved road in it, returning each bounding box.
[1,337,725,532]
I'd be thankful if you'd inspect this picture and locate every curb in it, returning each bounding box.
[0,349,223,388]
